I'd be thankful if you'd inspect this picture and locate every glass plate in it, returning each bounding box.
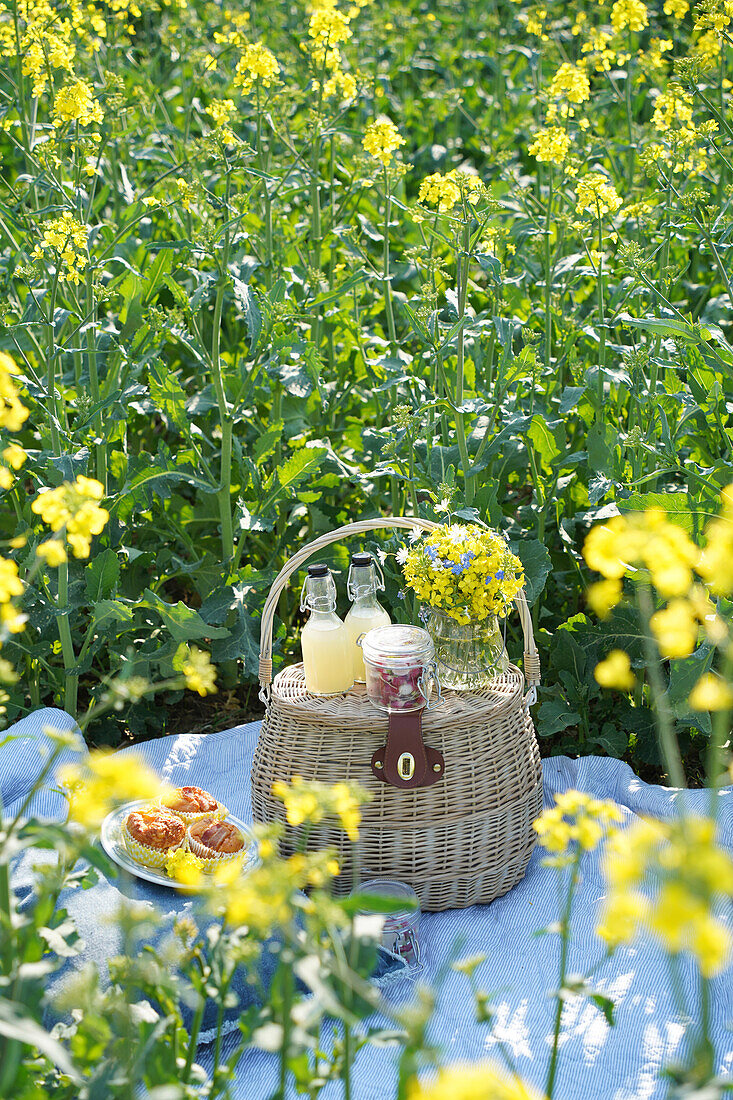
[100,799,259,891]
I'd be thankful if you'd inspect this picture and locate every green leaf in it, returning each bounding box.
[91,599,135,630]
[141,590,230,643]
[232,277,262,353]
[587,421,615,475]
[0,1000,80,1082]
[590,993,616,1027]
[514,539,552,606]
[619,492,715,536]
[537,700,581,737]
[85,549,120,601]
[527,414,561,471]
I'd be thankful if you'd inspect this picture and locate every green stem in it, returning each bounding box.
[57,557,78,716]
[86,272,106,490]
[544,166,553,377]
[596,211,606,421]
[455,221,473,504]
[636,584,686,788]
[277,962,293,1100]
[382,166,397,351]
[546,859,580,1099]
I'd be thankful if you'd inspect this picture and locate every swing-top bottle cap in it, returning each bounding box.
[307,563,329,577]
[351,552,372,568]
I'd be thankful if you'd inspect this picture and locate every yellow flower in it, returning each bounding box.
[0,352,29,433]
[688,672,733,711]
[36,540,68,567]
[698,484,733,594]
[58,750,162,829]
[649,599,698,658]
[35,213,89,286]
[165,847,204,887]
[528,126,572,165]
[586,578,623,619]
[52,79,104,127]
[272,776,370,840]
[323,68,356,99]
[594,649,635,690]
[597,815,733,976]
[0,556,23,603]
[610,0,649,33]
[362,118,405,166]
[663,0,689,16]
[584,509,699,596]
[208,98,235,127]
[233,42,280,94]
[406,1061,545,1100]
[533,790,622,859]
[0,467,12,490]
[31,476,108,559]
[549,62,590,104]
[2,443,27,470]
[0,603,27,634]
[575,172,622,216]
[181,646,217,696]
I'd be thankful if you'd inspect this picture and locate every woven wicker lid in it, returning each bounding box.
[271,662,526,725]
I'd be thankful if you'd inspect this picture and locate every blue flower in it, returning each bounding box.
[425,545,439,562]
[459,552,474,568]
[495,570,505,580]
[397,589,405,600]
[450,560,464,575]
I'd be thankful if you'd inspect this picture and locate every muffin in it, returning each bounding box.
[187,818,246,872]
[159,785,227,824]
[122,807,185,868]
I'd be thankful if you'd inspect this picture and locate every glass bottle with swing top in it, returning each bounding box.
[300,564,354,696]
[344,552,391,683]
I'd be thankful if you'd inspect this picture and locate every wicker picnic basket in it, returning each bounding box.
[251,518,543,912]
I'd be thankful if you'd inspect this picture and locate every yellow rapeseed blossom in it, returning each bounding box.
[583,509,699,597]
[362,118,405,166]
[586,578,623,619]
[59,750,162,829]
[52,78,104,127]
[688,672,733,711]
[272,775,370,840]
[610,0,649,33]
[181,646,217,696]
[549,62,590,104]
[598,815,733,977]
[534,790,623,862]
[575,172,622,216]
[234,42,280,94]
[649,598,698,658]
[3,443,26,469]
[219,848,340,935]
[36,540,68,567]
[581,30,617,72]
[0,352,29,433]
[402,524,524,625]
[323,68,356,99]
[0,557,23,603]
[528,126,572,165]
[1,603,27,634]
[33,213,89,286]
[698,485,733,594]
[594,649,635,690]
[0,467,12,490]
[664,0,689,16]
[652,88,694,133]
[31,475,108,559]
[407,1062,545,1100]
[165,847,204,887]
[418,170,482,213]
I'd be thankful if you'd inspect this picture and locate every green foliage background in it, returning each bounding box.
[1,0,731,775]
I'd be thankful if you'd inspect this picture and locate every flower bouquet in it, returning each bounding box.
[400,524,524,690]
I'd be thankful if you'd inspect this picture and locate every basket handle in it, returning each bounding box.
[258,518,541,692]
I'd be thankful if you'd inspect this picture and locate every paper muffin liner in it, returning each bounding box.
[122,820,184,869]
[187,829,246,873]
[157,794,229,825]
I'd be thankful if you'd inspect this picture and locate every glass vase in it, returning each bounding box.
[425,606,508,690]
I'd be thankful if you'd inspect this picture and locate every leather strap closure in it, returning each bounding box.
[371,709,445,789]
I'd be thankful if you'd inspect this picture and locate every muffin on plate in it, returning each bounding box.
[187,818,246,872]
[159,785,227,824]
[122,807,185,868]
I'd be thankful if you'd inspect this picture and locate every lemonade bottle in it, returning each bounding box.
[300,564,354,696]
[344,552,391,682]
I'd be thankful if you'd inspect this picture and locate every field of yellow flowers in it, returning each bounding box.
[1,0,733,780]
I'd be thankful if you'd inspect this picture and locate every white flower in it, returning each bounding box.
[395,546,409,565]
[375,549,387,564]
[435,499,452,514]
[408,527,423,543]
[446,524,467,544]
